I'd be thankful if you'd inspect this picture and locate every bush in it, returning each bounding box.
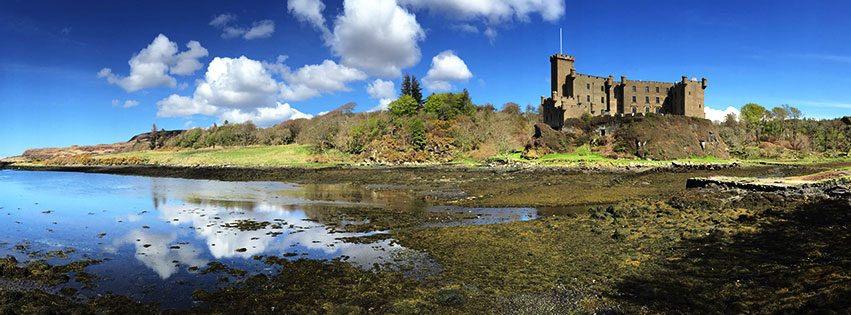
[388,95,419,118]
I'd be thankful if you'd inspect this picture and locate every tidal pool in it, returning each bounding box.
[0,170,546,309]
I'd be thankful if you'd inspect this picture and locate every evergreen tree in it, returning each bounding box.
[410,75,423,106]
[400,73,412,96]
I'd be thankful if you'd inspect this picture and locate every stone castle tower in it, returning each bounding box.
[541,53,707,129]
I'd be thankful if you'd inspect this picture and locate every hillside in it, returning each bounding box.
[17,130,183,161]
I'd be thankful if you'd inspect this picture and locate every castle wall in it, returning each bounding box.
[572,74,610,115]
[541,53,706,129]
[619,79,674,115]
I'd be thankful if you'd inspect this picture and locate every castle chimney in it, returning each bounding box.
[682,75,688,83]
[620,75,626,83]
[570,68,576,76]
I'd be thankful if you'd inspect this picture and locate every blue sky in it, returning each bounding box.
[2,0,850,158]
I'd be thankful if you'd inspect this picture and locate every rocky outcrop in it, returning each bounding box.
[522,115,731,160]
[687,176,851,199]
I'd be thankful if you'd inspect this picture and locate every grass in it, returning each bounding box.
[99,144,352,167]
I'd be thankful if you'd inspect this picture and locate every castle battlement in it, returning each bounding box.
[541,53,706,129]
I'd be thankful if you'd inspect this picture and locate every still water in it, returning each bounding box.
[0,170,547,308]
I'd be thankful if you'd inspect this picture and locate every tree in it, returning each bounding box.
[501,102,520,115]
[740,103,766,143]
[772,106,789,138]
[740,103,765,125]
[408,118,426,151]
[771,106,789,121]
[400,73,423,106]
[388,95,419,117]
[401,73,412,96]
[410,75,423,106]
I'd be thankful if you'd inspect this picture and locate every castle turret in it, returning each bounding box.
[550,54,575,98]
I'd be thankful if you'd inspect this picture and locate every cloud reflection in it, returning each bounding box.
[106,229,207,279]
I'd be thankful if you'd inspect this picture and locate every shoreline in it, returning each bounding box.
[1,161,743,181]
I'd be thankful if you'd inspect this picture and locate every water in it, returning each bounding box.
[0,170,549,308]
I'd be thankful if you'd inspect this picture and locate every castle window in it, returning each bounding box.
[645,86,649,92]
[645,96,649,103]
[632,96,636,103]
[586,83,590,89]
[656,97,660,104]
[601,97,604,103]
[656,107,660,113]
[645,107,649,113]
[601,86,604,92]
[632,86,636,92]
[632,107,637,114]
[656,87,659,93]
[587,95,590,102]
[689,91,691,95]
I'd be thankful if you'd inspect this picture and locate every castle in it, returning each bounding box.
[541,53,707,129]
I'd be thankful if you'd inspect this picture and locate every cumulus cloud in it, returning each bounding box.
[219,103,314,126]
[111,99,140,108]
[156,94,217,118]
[157,55,367,125]
[328,0,425,77]
[366,79,395,111]
[704,105,740,123]
[98,34,208,92]
[366,79,395,99]
[398,0,565,23]
[423,50,473,92]
[288,0,330,35]
[209,14,275,40]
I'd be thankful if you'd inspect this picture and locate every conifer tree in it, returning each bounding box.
[410,75,423,106]
[400,73,412,96]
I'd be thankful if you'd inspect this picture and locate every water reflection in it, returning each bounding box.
[0,170,538,307]
[105,230,207,279]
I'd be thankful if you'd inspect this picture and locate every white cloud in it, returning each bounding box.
[366,79,395,112]
[219,102,313,126]
[329,0,425,77]
[288,0,330,35]
[112,99,140,108]
[221,26,246,39]
[156,94,218,118]
[243,20,276,39]
[272,58,367,101]
[210,14,275,40]
[209,13,236,28]
[157,56,357,125]
[284,60,367,95]
[98,34,208,92]
[367,79,395,99]
[194,56,280,109]
[398,0,565,23]
[423,50,473,92]
[171,40,209,75]
[704,105,740,122]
